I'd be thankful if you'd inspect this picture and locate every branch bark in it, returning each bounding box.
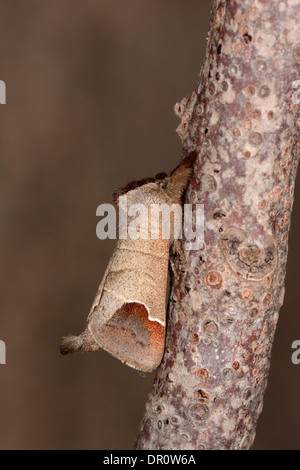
[135,0,300,450]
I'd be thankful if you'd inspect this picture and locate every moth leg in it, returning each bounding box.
[169,239,186,279]
[174,239,187,264]
[169,255,180,280]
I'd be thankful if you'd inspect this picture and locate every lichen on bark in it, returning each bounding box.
[135,0,300,450]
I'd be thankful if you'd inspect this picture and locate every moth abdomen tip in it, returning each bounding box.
[59,328,100,356]
[59,335,81,355]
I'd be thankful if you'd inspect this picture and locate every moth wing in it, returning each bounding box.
[89,300,165,372]
[87,240,169,372]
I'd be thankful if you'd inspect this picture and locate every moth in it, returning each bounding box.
[60,153,196,372]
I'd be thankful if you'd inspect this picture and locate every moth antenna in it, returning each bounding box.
[59,328,100,355]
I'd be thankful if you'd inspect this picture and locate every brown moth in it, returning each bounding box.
[60,153,196,372]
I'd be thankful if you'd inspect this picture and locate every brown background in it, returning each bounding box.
[0,0,299,450]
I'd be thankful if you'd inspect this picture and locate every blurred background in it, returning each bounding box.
[0,0,300,450]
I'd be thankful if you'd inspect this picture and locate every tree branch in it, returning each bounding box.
[135,0,300,450]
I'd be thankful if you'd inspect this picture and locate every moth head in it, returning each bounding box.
[113,151,197,206]
[112,173,166,205]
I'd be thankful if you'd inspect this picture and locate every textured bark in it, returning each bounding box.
[135,0,300,450]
